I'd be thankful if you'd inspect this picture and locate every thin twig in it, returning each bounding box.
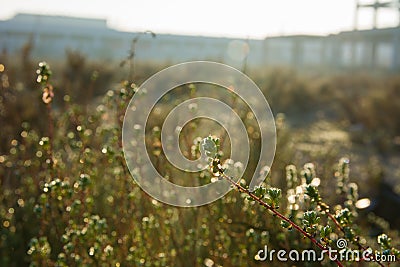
[219,171,345,267]
[325,212,385,267]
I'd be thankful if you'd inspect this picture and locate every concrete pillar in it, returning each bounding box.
[292,38,302,69]
[392,28,400,71]
[371,38,377,69]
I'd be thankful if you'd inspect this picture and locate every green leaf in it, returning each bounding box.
[305,185,321,203]
[201,136,219,159]
[377,234,391,250]
[335,208,353,227]
[320,225,332,239]
[265,188,281,208]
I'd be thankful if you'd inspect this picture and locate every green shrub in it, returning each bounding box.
[0,61,399,267]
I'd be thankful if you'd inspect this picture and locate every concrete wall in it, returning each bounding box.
[1,13,399,71]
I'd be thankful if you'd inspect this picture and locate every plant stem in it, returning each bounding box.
[325,212,385,266]
[219,171,345,267]
[46,103,54,161]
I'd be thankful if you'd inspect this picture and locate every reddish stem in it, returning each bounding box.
[220,172,345,267]
[325,212,385,267]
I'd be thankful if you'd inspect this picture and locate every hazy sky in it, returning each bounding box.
[0,0,398,38]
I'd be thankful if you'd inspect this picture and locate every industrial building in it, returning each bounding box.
[0,12,399,71]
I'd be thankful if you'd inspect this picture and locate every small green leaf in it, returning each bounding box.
[320,225,332,239]
[201,136,219,159]
[265,188,281,208]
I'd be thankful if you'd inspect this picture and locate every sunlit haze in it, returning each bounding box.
[0,0,399,38]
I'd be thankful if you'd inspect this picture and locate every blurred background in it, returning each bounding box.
[0,1,399,266]
[1,0,400,70]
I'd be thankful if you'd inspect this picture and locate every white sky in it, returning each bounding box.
[0,0,399,39]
